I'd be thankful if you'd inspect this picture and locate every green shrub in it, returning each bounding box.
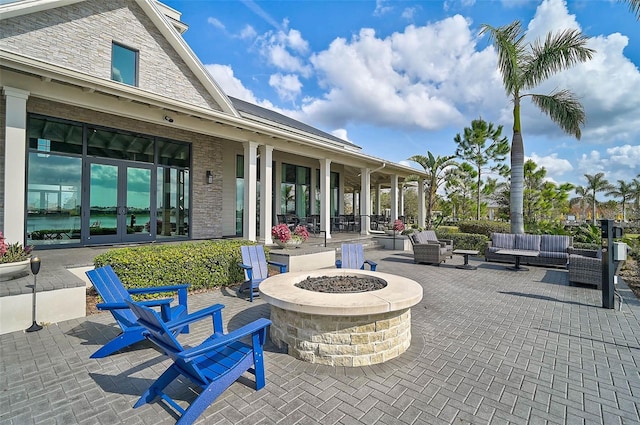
[457,220,510,237]
[573,242,600,251]
[569,223,601,244]
[93,239,258,291]
[442,232,488,252]
[436,226,458,234]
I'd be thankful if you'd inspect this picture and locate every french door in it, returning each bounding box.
[84,160,154,244]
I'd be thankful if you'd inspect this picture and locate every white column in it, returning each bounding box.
[418,178,425,228]
[274,161,282,223]
[338,170,345,215]
[399,183,405,219]
[319,158,332,239]
[259,145,273,244]
[375,184,382,214]
[310,167,317,214]
[243,141,258,241]
[360,168,370,235]
[390,174,398,222]
[2,87,29,244]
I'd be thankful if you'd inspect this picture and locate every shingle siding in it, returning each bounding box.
[0,0,222,112]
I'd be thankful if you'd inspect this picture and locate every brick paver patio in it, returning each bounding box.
[1,249,639,424]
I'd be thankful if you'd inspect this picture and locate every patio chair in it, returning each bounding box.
[335,243,377,271]
[124,300,271,425]
[568,249,602,289]
[409,234,449,266]
[238,245,287,302]
[85,265,190,359]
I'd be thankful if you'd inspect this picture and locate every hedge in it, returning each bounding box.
[93,239,258,291]
[443,232,489,252]
[457,220,510,237]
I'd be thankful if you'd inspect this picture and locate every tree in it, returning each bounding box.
[623,0,640,18]
[480,21,595,234]
[584,172,613,225]
[444,163,478,221]
[407,152,458,229]
[606,180,633,222]
[570,185,592,221]
[453,118,510,220]
[523,160,574,226]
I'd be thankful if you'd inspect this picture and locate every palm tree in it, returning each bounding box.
[584,172,613,225]
[407,152,458,229]
[480,21,595,234]
[606,180,633,222]
[453,118,510,220]
[623,0,640,18]
[570,185,592,221]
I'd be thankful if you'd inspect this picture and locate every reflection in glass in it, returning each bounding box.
[156,167,189,239]
[26,154,82,245]
[89,163,118,236]
[87,127,153,162]
[126,167,151,236]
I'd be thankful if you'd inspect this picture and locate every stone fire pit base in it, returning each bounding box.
[270,305,412,366]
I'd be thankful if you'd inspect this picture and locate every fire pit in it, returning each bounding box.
[259,269,423,366]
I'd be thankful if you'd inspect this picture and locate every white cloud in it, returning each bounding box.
[255,28,312,77]
[204,64,258,103]
[302,15,504,131]
[576,146,639,184]
[527,153,573,177]
[374,0,393,16]
[401,7,417,20]
[330,128,350,142]
[268,73,302,102]
[207,17,225,31]
[239,25,257,40]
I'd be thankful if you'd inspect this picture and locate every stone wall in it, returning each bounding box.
[269,306,412,367]
[0,0,221,111]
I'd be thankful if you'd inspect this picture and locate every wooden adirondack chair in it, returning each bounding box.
[238,245,287,302]
[124,300,271,425]
[85,265,190,359]
[335,243,377,271]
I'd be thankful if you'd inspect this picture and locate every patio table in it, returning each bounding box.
[495,249,539,271]
[453,249,480,270]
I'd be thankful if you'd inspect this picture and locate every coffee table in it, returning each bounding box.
[453,249,480,270]
[495,249,539,271]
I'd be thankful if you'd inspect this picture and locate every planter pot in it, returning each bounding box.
[0,259,31,281]
[385,230,401,236]
[275,239,303,249]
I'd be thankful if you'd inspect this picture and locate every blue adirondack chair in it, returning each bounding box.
[124,300,271,425]
[335,243,377,271]
[238,245,287,302]
[85,265,190,359]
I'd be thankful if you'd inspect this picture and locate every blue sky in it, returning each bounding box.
[163,0,639,197]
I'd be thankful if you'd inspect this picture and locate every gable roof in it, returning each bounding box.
[0,0,239,116]
[229,97,361,151]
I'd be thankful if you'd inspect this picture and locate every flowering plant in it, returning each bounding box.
[271,224,310,242]
[0,232,33,264]
[393,219,405,232]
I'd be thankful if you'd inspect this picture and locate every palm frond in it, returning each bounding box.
[623,0,640,19]
[480,21,526,96]
[530,91,585,139]
[523,29,595,88]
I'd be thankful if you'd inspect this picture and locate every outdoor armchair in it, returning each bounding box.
[238,245,287,302]
[335,243,377,271]
[85,265,190,358]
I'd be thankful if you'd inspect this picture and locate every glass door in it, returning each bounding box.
[85,160,154,244]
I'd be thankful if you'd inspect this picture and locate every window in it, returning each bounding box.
[111,42,138,86]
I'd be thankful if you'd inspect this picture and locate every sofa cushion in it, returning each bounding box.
[540,235,570,252]
[492,233,515,249]
[414,232,430,244]
[538,250,569,259]
[515,234,541,251]
[423,230,438,241]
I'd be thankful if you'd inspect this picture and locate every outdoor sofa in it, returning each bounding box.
[485,233,573,268]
